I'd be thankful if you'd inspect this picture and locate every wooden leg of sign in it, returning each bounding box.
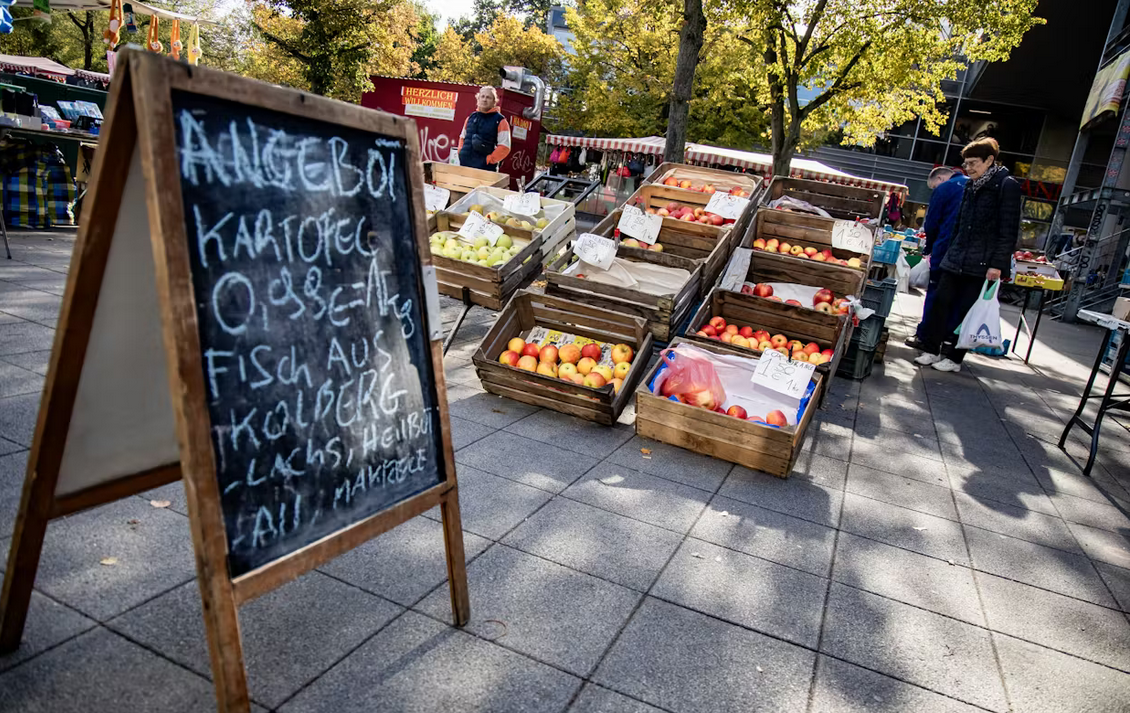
[0,478,52,653]
[440,486,470,626]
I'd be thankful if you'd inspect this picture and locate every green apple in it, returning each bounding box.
[473,237,489,249]
[496,235,513,249]
[477,246,492,260]
[461,249,474,261]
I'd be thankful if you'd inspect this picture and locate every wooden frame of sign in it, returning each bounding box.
[0,50,468,712]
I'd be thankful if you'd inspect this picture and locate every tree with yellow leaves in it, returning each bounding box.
[428,14,564,87]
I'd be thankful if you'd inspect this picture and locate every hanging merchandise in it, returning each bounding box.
[103,0,121,46]
[187,22,201,65]
[31,0,48,22]
[0,0,14,35]
[123,2,137,32]
[147,14,163,53]
[168,18,181,60]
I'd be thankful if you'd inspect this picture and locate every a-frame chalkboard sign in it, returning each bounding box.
[0,50,469,711]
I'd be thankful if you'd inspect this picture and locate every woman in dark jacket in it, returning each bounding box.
[914,138,1021,372]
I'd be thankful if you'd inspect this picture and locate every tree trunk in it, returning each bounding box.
[663,0,705,164]
[772,117,802,179]
[83,13,94,71]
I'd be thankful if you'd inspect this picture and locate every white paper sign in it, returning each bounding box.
[617,205,663,245]
[752,349,816,402]
[457,211,505,245]
[503,192,542,217]
[573,232,617,271]
[424,184,450,212]
[705,192,750,220]
[832,220,874,255]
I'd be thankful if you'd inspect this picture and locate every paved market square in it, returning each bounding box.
[1,229,1129,712]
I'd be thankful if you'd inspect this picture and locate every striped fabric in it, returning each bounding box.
[0,140,75,228]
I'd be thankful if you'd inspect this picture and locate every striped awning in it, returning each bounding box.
[546,133,908,195]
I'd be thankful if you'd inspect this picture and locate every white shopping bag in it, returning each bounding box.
[909,255,930,290]
[895,251,911,293]
[956,279,1003,350]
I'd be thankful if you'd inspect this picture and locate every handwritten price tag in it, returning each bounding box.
[503,192,542,217]
[424,184,450,212]
[705,192,750,220]
[752,349,815,403]
[832,220,874,255]
[458,211,505,246]
[573,233,617,271]
[617,205,663,245]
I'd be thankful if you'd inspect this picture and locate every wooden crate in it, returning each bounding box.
[646,162,765,199]
[635,338,822,477]
[591,208,734,294]
[423,162,510,202]
[628,183,742,241]
[473,290,653,425]
[764,176,887,220]
[743,235,867,299]
[432,213,543,310]
[740,209,871,295]
[544,247,702,343]
[441,186,576,259]
[684,288,849,380]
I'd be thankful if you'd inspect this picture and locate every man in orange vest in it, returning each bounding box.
[457,86,511,171]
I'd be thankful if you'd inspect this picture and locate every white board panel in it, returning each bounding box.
[55,147,179,497]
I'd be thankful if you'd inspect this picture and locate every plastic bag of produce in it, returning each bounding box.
[955,279,1003,350]
[652,347,727,411]
[895,251,911,293]
[909,255,930,290]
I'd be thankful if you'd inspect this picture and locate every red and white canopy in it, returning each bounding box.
[546,134,908,194]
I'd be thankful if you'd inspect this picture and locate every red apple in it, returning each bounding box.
[611,343,634,364]
[703,184,716,194]
[821,349,834,358]
[536,361,558,378]
[766,410,788,427]
[725,324,739,336]
[770,334,788,348]
[813,288,835,305]
[559,344,581,364]
[577,357,596,375]
[804,247,818,256]
[710,214,724,226]
[499,350,520,366]
[709,316,727,330]
[815,302,834,314]
[679,179,692,189]
[803,342,821,355]
[727,405,748,419]
[720,332,733,343]
[740,284,755,295]
[581,343,602,360]
[664,177,679,187]
[517,355,538,372]
[785,299,803,307]
[508,337,526,354]
[680,389,716,410]
[752,238,767,250]
[583,372,607,389]
[701,324,717,337]
[539,345,559,364]
[522,343,541,358]
[739,326,754,338]
[753,283,774,298]
[665,201,680,212]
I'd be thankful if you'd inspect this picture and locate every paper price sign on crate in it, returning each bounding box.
[832,220,873,255]
[424,184,450,212]
[617,205,663,245]
[705,192,749,220]
[574,232,617,270]
[458,211,505,245]
[752,349,815,406]
[503,192,542,217]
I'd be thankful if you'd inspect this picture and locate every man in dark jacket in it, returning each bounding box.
[914,138,1021,372]
[457,86,511,171]
[907,166,968,348]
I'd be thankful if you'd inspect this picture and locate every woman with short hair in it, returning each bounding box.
[914,138,1021,372]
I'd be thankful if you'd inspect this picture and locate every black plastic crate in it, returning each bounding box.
[837,341,876,380]
[862,277,897,319]
[850,314,886,350]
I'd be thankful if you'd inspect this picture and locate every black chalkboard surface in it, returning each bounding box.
[172,90,444,576]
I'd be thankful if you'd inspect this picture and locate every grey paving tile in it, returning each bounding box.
[0,360,43,398]
[939,440,1035,483]
[0,627,221,713]
[995,633,1130,713]
[0,289,62,325]
[562,462,711,534]
[0,581,96,673]
[0,319,55,356]
[954,493,1082,554]
[853,406,936,440]
[430,465,555,540]
[965,525,1116,607]
[417,544,639,676]
[505,410,635,459]
[719,466,843,527]
[1067,520,1130,569]
[977,571,1130,671]
[788,450,850,491]
[809,655,984,713]
[1095,562,1130,612]
[456,431,597,494]
[811,413,855,439]
[1035,467,1130,508]
[0,392,39,447]
[568,684,665,713]
[850,441,952,488]
[840,493,969,565]
[449,415,495,451]
[946,464,1057,516]
[800,431,853,463]
[852,427,943,463]
[652,538,827,647]
[448,391,539,429]
[691,496,837,577]
[109,573,403,708]
[605,436,731,492]
[318,515,491,606]
[593,597,814,713]
[503,497,682,591]
[831,532,983,625]
[1049,491,1130,533]
[0,449,28,537]
[32,498,197,620]
[845,464,955,519]
[279,610,581,713]
[0,436,23,457]
[820,583,1007,711]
